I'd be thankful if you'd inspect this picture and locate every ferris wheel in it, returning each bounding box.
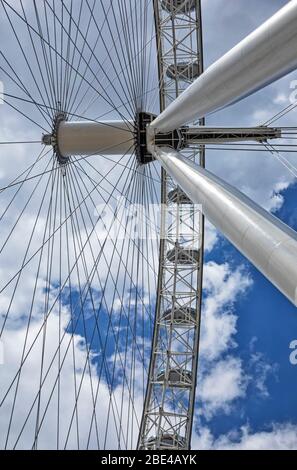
[0,0,297,451]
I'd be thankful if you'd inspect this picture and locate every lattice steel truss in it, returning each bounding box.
[138,0,204,450]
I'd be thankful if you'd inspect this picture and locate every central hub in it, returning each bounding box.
[42,112,68,165]
[134,112,157,164]
[134,111,182,164]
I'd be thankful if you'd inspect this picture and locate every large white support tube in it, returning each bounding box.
[152,146,297,306]
[57,120,134,157]
[151,0,297,132]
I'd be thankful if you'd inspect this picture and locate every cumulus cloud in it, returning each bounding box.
[197,261,279,427]
[199,356,248,419]
[204,220,219,253]
[193,423,297,450]
[200,261,252,361]
[247,337,279,398]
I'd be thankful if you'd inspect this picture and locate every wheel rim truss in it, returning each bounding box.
[138,0,205,450]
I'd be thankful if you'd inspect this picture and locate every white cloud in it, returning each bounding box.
[250,353,278,398]
[204,220,219,253]
[248,337,279,398]
[200,262,252,361]
[199,356,247,419]
[194,262,252,422]
[197,263,278,423]
[273,92,289,106]
[193,423,297,450]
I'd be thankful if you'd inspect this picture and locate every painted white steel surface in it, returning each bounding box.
[153,146,297,306]
[150,0,297,132]
[58,120,134,157]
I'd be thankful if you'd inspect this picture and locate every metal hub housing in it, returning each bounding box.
[42,112,68,165]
